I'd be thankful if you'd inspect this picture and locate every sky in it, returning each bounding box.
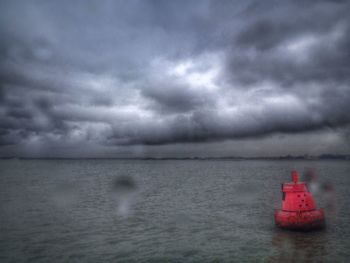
[0,0,350,158]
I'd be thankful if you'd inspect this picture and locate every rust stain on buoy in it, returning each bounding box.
[274,170,325,230]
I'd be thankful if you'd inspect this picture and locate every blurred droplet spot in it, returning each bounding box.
[110,175,138,218]
[112,175,137,193]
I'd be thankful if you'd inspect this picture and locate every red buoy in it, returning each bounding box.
[274,170,325,230]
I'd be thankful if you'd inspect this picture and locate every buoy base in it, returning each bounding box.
[274,209,325,231]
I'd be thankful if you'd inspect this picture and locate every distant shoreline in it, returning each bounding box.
[1,154,350,161]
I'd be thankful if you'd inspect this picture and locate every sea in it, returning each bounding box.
[1,159,349,262]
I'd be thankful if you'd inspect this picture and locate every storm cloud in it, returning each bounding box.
[0,0,349,157]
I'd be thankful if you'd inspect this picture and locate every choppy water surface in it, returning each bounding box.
[1,160,349,262]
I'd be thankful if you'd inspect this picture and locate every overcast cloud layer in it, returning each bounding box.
[1,0,350,157]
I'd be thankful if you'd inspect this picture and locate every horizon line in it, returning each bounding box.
[1,154,350,161]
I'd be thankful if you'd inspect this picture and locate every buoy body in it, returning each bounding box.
[274,170,325,230]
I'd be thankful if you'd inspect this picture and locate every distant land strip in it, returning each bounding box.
[1,154,350,161]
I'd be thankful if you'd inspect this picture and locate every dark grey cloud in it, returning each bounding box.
[0,0,349,157]
[231,2,350,77]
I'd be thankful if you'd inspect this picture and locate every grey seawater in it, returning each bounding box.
[0,159,350,262]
